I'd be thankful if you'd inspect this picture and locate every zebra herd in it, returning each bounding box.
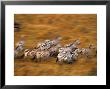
[14,36,97,64]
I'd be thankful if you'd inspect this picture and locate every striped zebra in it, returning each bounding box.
[36,37,62,51]
[56,48,82,64]
[59,43,78,53]
[72,48,82,61]
[37,40,52,51]
[80,44,96,58]
[56,51,74,64]
[58,39,80,53]
[51,37,62,46]
[49,44,62,57]
[35,50,50,62]
[58,47,72,53]
[14,40,25,58]
[64,39,80,51]
[24,48,37,59]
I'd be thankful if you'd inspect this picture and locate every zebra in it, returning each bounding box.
[35,50,50,62]
[64,39,80,51]
[71,48,82,61]
[58,39,80,54]
[57,40,80,63]
[23,48,37,59]
[44,40,52,46]
[56,48,82,64]
[39,43,48,51]
[37,40,52,51]
[44,40,52,50]
[58,47,72,53]
[14,39,25,58]
[56,51,74,64]
[80,44,96,58]
[49,44,62,57]
[51,37,62,46]
[36,37,62,51]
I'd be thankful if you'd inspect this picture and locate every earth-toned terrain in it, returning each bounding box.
[14,14,97,76]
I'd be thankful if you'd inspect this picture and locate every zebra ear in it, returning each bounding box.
[34,47,36,49]
[56,35,62,39]
[88,44,94,48]
[73,39,78,44]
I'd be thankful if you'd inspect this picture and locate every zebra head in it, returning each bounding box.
[73,39,80,45]
[54,36,62,41]
[88,44,95,49]
[74,48,82,54]
[57,37,62,40]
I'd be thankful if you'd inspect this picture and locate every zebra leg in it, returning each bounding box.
[58,60,63,65]
[31,55,36,61]
[86,54,91,59]
[24,55,27,59]
[14,51,18,58]
[39,58,41,62]
[20,53,24,58]
[68,61,73,64]
[34,55,38,62]
[56,57,59,62]
[34,59,38,62]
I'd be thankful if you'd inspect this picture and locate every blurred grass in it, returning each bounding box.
[14,14,97,76]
